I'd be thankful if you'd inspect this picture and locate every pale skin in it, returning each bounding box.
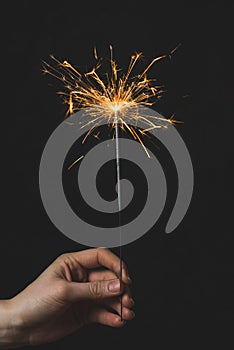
[0,248,134,348]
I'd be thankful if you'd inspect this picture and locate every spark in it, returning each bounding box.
[93,131,101,140]
[67,155,84,171]
[42,45,180,156]
[168,43,182,60]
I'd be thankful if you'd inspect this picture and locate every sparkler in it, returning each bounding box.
[42,45,180,320]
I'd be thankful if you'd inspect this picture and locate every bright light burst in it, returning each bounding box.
[42,45,180,157]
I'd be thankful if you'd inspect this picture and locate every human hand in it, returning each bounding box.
[0,248,134,348]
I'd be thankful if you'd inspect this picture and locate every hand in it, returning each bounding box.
[0,248,134,348]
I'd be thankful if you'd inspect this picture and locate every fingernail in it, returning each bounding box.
[130,297,135,306]
[131,310,135,318]
[108,280,120,292]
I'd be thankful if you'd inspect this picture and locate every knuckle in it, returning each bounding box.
[63,255,73,266]
[57,253,68,262]
[57,253,74,268]
[89,280,103,298]
[97,247,108,255]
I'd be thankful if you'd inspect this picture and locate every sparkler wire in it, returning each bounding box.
[114,112,123,320]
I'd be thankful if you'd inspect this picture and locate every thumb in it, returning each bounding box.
[68,278,122,301]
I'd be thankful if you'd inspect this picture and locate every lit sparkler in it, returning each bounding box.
[42,45,180,157]
[42,45,180,320]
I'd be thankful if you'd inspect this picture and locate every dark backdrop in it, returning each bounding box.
[2,0,234,348]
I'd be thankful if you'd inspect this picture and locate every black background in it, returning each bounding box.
[2,0,234,348]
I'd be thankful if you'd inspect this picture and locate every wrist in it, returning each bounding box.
[0,299,28,349]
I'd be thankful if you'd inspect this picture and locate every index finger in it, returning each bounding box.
[71,248,131,284]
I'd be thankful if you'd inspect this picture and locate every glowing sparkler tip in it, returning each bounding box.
[43,45,181,154]
[109,101,129,112]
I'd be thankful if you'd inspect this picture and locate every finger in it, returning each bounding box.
[68,278,124,301]
[70,248,131,284]
[119,284,134,307]
[88,269,117,282]
[95,291,134,308]
[103,299,135,320]
[122,292,135,308]
[123,284,133,301]
[89,307,127,328]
